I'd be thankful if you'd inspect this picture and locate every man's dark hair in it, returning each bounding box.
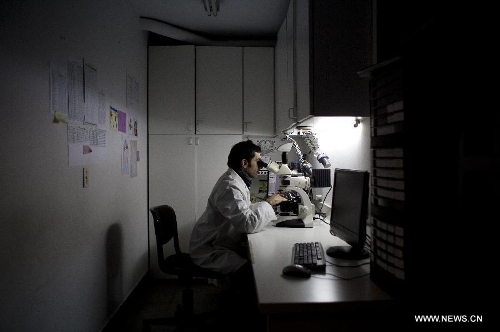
[227,140,261,170]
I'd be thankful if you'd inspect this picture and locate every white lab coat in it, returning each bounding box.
[189,168,276,275]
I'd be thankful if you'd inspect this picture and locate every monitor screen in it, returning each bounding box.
[327,168,370,259]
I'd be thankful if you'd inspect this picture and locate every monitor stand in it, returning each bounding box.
[326,245,369,260]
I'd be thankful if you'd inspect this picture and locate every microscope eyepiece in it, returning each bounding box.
[257,159,268,169]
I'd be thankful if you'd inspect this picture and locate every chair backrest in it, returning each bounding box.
[149,205,183,262]
[149,204,223,280]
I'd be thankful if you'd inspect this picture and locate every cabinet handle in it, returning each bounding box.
[195,138,200,146]
[187,123,193,132]
[244,122,252,132]
[196,119,203,134]
[288,107,296,119]
[188,137,194,145]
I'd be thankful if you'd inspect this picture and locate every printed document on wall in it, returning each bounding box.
[49,61,68,116]
[84,62,99,125]
[68,59,84,123]
[67,124,107,166]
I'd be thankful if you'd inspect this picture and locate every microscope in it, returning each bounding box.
[275,176,315,228]
[266,143,316,228]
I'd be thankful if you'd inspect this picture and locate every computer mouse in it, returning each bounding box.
[282,264,311,278]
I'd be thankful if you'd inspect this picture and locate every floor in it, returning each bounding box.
[103,276,266,332]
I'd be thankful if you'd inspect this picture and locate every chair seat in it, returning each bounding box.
[161,253,224,280]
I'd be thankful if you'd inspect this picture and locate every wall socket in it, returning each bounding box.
[83,167,89,188]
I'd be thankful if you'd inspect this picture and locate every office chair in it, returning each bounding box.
[143,205,224,332]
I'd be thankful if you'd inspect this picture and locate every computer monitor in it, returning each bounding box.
[327,168,370,260]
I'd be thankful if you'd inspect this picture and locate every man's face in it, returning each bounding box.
[242,152,262,179]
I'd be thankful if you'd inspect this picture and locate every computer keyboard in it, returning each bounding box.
[291,242,326,271]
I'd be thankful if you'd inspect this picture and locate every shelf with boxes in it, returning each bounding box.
[361,56,405,297]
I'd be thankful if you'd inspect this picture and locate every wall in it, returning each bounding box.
[0,1,148,331]
[306,116,371,211]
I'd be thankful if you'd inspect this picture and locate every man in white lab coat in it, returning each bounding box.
[189,140,286,288]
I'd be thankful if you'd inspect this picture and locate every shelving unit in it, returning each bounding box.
[361,57,405,297]
[360,1,493,311]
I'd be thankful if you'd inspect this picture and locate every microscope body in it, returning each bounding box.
[274,175,315,228]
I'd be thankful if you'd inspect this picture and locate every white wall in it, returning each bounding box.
[306,116,371,210]
[0,1,149,331]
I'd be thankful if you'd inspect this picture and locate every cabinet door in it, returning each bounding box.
[148,134,242,278]
[194,135,243,220]
[148,135,196,278]
[243,47,274,136]
[196,47,243,134]
[275,5,296,133]
[295,0,311,123]
[148,46,195,134]
[310,0,372,116]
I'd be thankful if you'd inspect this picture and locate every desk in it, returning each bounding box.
[247,221,395,331]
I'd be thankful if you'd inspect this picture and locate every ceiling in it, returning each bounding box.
[127,0,291,44]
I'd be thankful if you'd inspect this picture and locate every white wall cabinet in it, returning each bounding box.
[295,0,311,123]
[148,46,195,134]
[196,46,243,134]
[275,0,311,133]
[309,0,372,117]
[275,0,372,127]
[150,45,274,135]
[243,47,275,136]
[275,2,296,133]
[148,134,242,278]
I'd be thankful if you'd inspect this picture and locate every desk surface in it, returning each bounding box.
[247,220,393,315]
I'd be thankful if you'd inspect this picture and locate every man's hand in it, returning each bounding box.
[266,193,288,206]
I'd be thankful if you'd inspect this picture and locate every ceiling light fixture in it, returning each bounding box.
[203,0,219,17]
